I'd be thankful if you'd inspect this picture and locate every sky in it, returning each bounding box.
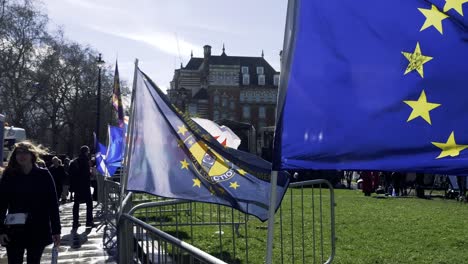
[40,0,288,92]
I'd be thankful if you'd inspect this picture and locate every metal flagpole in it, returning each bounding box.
[265,170,278,264]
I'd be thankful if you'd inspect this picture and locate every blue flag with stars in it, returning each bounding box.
[126,68,290,221]
[273,0,468,174]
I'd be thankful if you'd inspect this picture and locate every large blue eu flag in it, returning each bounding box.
[273,0,468,174]
[126,69,289,221]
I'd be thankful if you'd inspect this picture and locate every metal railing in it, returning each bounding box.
[118,213,228,263]
[113,179,335,263]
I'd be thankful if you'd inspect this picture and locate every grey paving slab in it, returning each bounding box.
[0,201,117,263]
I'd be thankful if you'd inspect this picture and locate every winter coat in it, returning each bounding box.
[0,166,61,247]
[69,156,92,203]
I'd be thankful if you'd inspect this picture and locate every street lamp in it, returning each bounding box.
[95,53,105,146]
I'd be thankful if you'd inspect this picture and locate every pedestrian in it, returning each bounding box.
[89,157,98,201]
[49,156,66,202]
[69,145,95,230]
[62,157,72,202]
[0,141,61,263]
[360,171,373,196]
[456,175,466,202]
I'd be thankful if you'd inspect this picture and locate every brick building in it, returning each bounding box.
[167,45,280,130]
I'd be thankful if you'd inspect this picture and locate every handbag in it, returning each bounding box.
[4,213,28,236]
[51,246,58,264]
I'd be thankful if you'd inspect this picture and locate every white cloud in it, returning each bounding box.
[87,25,202,57]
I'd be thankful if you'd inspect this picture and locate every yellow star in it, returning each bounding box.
[401,42,433,78]
[418,5,449,34]
[180,159,189,169]
[177,125,188,136]
[237,169,247,176]
[177,139,184,148]
[229,182,240,190]
[444,0,468,16]
[432,131,468,159]
[192,178,201,188]
[403,90,441,125]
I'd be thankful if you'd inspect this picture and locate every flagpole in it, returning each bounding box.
[265,0,298,261]
[120,58,139,205]
[265,170,278,264]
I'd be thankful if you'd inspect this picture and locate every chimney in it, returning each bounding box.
[203,45,211,59]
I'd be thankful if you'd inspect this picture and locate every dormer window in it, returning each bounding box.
[274,74,280,86]
[243,74,250,85]
[256,67,264,75]
[241,66,249,74]
[258,75,265,85]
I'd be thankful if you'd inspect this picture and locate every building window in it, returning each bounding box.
[221,112,227,119]
[258,121,266,129]
[274,74,280,86]
[256,67,264,75]
[230,101,235,110]
[241,66,249,74]
[259,106,266,118]
[258,75,265,85]
[243,74,250,85]
[214,95,220,104]
[222,98,227,107]
[242,105,250,119]
[214,110,220,120]
[188,104,197,116]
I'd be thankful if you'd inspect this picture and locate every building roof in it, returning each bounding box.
[184,58,204,70]
[184,54,279,86]
[193,88,208,100]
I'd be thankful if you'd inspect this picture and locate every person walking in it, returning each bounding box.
[0,141,61,264]
[69,145,94,230]
[62,157,72,202]
[49,156,66,202]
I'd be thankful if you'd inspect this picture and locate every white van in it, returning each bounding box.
[3,126,27,161]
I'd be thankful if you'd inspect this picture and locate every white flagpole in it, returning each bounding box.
[120,58,139,205]
[265,0,298,261]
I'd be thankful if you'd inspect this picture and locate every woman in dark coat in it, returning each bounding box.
[0,141,61,263]
[49,156,66,201]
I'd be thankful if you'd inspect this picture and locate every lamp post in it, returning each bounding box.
[95,53,105,146]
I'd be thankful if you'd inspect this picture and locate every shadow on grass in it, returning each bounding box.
[172,250,242,264]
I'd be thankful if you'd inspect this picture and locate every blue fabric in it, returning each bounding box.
[273,0,468,174]
[126,69,290,221]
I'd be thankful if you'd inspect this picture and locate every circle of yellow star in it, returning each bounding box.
[237,169,247,176]
[432,131,468,159]
[192,178,201,188]
[177,139,184,148]
[229,181,240,190]
[444,0,468,16]
[177,125,188,136]
[180,159,189,169]
[418,5,449,34]
[402,42,433,78]
[403,90,441,125]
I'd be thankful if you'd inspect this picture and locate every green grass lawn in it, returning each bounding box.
[133,188,468,264]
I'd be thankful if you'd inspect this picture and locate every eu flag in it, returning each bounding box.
[105,125,124,172]
[126,69,290,221]
[112,61,125,128]
[273,0,468,174]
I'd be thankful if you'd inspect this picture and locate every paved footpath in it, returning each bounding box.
[0,201,117,263]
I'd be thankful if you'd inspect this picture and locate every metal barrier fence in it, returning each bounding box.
[115,179,335,264]
[96,174,122,250]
